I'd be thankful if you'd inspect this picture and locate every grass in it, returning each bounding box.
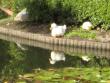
[65,27,96,39]
[0,17,13,24]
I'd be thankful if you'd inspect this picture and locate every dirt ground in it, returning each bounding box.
[0,19,50,34]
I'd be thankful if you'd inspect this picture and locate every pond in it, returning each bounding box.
[0,39,110,83]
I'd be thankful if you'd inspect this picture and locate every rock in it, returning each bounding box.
[14,8,29,22]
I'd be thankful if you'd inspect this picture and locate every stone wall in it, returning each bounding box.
[0,27,110,51]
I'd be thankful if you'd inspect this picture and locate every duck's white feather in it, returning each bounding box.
[50,23,67,37]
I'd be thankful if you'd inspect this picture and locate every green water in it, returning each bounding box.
[0,39,110,83]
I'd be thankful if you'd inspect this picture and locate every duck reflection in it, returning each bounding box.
[81,56,91,62]
[49,51,66,64]
[16,43,27,51]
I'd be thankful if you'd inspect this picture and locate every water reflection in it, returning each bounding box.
[81,56,91,62]
[0,32,110,59]
[0,39,110,82]
[16,43,27,51]
[49,51,66,64]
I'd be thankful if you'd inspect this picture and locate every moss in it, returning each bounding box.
[65,28,96,39]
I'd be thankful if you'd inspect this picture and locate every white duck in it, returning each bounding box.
[81,56,90,62]
[82,21,93,30]
[50,23,67,37]
[49,51,66,64]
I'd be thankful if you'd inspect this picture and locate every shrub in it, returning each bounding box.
[26,0,110,29]
[12,0,29,14]
[1,0,110,29]
[27,0,77,24]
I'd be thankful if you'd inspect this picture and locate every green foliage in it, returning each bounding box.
[12,0,29,14]
[1,0,110,29]
[8,43,26,61]
[26,0,110,29]
[65,28,96,39]
[0,0,13,8]
[0,42,26,81]
[27,0,76,24]
[0,0,29,14]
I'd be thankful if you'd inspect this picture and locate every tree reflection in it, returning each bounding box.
[0,41,50,82]
[0,39,110,82]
